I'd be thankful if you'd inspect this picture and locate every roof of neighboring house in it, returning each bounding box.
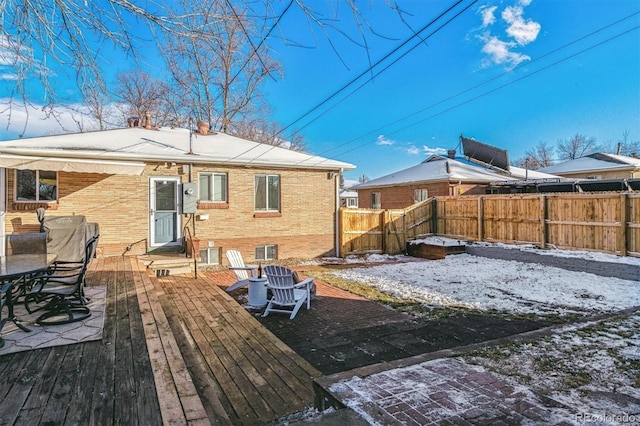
[539,153,640,175]
[0,127,355,175]
[353,155,560,189]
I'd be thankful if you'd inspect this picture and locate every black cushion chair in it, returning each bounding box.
[26,235,99,325]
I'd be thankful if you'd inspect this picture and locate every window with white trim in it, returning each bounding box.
[371,192,381,209]
[255,244,277,261]
[198,172,227,202]
[15,170,58,202]
[346,197,358,207]
[255,174,280,212]
[199,246,221,265]
[413,189,428,203]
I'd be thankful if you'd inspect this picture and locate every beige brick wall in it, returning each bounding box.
[4,163,339,261]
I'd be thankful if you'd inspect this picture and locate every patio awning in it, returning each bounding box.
[0,154,145,175]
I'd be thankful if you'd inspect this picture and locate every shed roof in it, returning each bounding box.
[0,127,355,173]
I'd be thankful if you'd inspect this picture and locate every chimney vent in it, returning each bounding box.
[144,111,152,129]
[197,121,209,135]
[447,149,456,159]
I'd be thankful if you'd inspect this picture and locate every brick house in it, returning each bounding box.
[0,127,354,264]
[539,153,640,180]
[353,154,557,209]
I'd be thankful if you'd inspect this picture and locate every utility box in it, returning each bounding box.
[182,182,197,214]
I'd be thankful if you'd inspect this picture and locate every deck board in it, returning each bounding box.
[0,256,320,425]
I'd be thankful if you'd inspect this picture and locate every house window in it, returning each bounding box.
[199,246,221,265]
[585,175,602,180]
[255,174,280,212]
[255,244,277,261]
[371,192,381,209]
[413,189,428,203]
[346,197,358,207]
[199,172,227,202]
[15,169,58,202]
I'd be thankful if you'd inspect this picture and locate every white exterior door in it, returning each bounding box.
[0,168,5,256]
[149,177,182,247]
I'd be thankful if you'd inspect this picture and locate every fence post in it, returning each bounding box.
[477,196,484,241]
[431,198,438,235]
[620,193,628,256]
[540,195,548,248]
[381,210,388,254]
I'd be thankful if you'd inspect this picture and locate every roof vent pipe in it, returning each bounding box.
[447,149,456,159]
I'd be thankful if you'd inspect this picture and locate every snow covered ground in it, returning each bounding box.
[329,241,640,317]
[320,242,640,425]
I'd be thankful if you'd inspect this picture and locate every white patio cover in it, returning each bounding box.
[0,154,145,175]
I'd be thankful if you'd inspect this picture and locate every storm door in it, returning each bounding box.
[149,177,181,247]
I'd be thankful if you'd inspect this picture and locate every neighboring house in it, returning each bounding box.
[539,153,640,180]
[0,126,354,263]
[340,179,359,208]
[353,153,560,209]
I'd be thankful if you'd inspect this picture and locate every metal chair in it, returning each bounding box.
[26,235,99,325]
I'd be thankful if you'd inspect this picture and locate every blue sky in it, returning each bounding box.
[1,0,639,182]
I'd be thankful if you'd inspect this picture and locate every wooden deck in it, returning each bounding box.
[0,256,320,425]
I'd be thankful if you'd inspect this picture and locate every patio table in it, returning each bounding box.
[0,254,57,347]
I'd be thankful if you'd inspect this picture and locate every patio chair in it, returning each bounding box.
[25,235,99,325]
[262,265,314,319]
[225,250,257,292]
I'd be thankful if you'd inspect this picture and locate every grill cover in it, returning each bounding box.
[37,209,99,262]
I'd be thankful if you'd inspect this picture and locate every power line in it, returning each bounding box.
[234,0,476,166]
[319,24,640,163]
[277,0,474,135]
[311,10,640,158]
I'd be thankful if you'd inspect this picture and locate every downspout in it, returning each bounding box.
[335,168,342,258]
[0,168,5,256]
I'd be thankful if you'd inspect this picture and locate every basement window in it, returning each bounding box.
[255,245,277,261]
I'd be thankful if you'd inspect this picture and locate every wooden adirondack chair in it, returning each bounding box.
[262,265,313,319]
[225,250,256,292]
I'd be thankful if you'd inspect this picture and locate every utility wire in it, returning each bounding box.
[311,10,640,158]
[311,24,640,165]
[277,0,473,135]
[231,0,475,165]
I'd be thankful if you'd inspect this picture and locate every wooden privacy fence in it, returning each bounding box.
[339,193,640,257]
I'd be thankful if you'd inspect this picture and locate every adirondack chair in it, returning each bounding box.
[262,265,313,319]
[225,250,257,292]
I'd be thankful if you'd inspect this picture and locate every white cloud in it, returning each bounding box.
[0,73,18,81]
[0,100,111,139]
[476,1,540,69]
[406,145,421,155]
[480,35,531,69]
[479,6,498,27]
[376,135,395,146]
[422,146,448,156]
[502,3,541,45]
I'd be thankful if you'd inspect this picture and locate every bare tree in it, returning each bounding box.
[556,133,599,160]
[114,70,176,126]
[231,117,306,151]
[513,141,555,170]
[163,0,280,133]
[609,130,640,158]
